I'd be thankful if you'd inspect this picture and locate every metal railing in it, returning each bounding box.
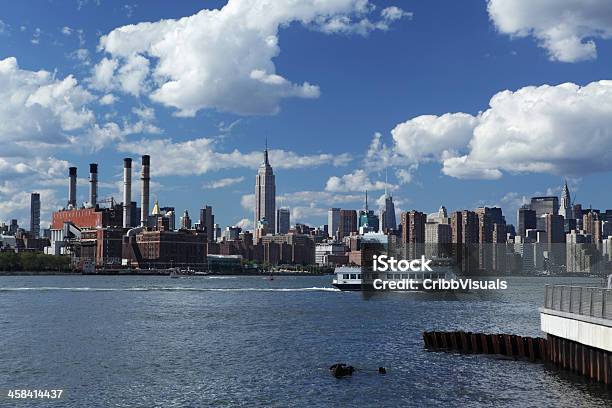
[544,285,612,320]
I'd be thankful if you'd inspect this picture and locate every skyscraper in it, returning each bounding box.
[545,213,565,265]
[517,205,537,237]
[338,210,357,241]
[30,192,40,238]
[276,208,290,234]
[358,191,379,233]
[199,205,214,241]
[559,180,573,220]
[530,196,559,218]
[254,144,276,233]
[180,210,192,230]
[381,188,397,232]
[328,208,340,239]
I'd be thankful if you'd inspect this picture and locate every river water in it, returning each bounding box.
[0,275,610,407]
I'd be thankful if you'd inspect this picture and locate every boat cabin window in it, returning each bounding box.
[343,274,350,279]
[357,274,361,279]
[350,274,357,280]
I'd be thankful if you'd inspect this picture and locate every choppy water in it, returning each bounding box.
[0,275,610,407]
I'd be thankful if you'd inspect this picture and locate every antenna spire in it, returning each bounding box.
[263,137,269,165]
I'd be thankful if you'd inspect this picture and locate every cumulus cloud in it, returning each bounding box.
[488,0,612,62]
[388,80,612,180]
[0,57,95,149]
[391,113,478,164]
[118,137,351,176]
[325,169,394,192]
[442,81,612,178]
[94,0,408,116]
[234,218,252,230]
[99,93,116,105]
[203,177,245,189]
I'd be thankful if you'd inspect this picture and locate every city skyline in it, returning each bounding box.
[2,1,612,231]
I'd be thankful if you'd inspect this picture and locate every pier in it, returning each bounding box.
[423,284,612,386]
[540,284,611,384]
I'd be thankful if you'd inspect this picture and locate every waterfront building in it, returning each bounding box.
[425,221,451,259]
[30,192,40,238]
[315,242,346,266]
[450,210,479,274]
[566,230,601,273]
[133,229,206,269]
[276,208,290,234]
[254,145,276,233]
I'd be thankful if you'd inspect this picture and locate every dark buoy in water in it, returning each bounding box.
[378,366,386,374]
[329,363,355,378]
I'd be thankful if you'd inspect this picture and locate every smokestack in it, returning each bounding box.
[89,163,98,208]
[123,158,132,228]
[141,155,150,227]
[68,167,77,208]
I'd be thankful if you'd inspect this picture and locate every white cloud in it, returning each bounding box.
[68,48,91,65]
[0,57,95,149]
[442,81,612,179]
[94,0,408,116]
[388,80,612,180]
[234,218,252,229]
[391,113,478,164]
[203,177,245,189]
[61,26,74,36]
[488,0,612,62]
[325,169,394,192]
[99,93,116,105]
[0,20,8,35]
[241,194,255,211]
[117,137,351,176]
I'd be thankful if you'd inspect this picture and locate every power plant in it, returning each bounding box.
[89,163,98,208]
[123,158,132,229]
[42,149,315,273]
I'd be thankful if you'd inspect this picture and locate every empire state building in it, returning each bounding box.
[254,146,276,233]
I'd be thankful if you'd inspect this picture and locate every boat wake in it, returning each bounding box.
[0,286,341,293]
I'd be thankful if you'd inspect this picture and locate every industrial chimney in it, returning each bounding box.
[89,163,98,208]
[123,158,132,228]
[141,155,150,227]
[68,166,77,209]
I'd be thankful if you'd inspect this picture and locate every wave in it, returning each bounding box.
[0,286,341,293]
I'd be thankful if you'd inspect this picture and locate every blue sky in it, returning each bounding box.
[1,0,612,230]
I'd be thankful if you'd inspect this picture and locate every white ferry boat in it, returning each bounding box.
[331,260,458,291]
